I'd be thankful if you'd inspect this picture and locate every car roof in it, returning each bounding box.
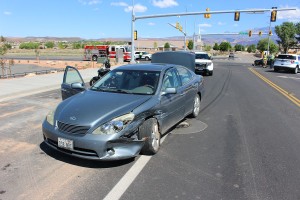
[116,63,174,71]
[193,51,208,54]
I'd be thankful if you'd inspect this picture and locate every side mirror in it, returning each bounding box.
[71,82,85,90]
[162,87,177,95]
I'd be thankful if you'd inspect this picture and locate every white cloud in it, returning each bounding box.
[125,4,147,13]
[111,2,147,13]
[152,0,178,8]
[111,2,128,7]
[79,0,101,5]
[4,11,12,15]
[277,6,300,22]
[218,22,226,26]
[198,23,212,28]
[148,22,155,26]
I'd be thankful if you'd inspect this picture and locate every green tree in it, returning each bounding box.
[58,42,68,49]
[257,38,279,54]
[204,45,211,51]
[19,42,39,49]
[234,44,245,51]
[72,42,82,49]
[275,22,297,53]
[247,44,256,53]
[153,42,158,49]
[187,40,193,50]
[0,36,7,56]
[213,43,219,50]
[219,42,231,51]
[295,22,300,42]
[164,42,170,49]
[45,41,55,49]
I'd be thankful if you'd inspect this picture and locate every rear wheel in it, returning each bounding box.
[191,94,200,118]
[145,57,150,61]
[274,67,278,72]
[139,118,160,155]
[92,55,97,61]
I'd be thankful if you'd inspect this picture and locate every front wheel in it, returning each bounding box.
[89,77,99,86]
[139,118,160,155]
[191,94,200,118]
[293,66,298,74]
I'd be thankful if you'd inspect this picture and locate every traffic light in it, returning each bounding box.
[270,10,277,22]
[234,12,240,21]
[248,30,252,37]
[176,22,179,29]
[259,31,262,36]
[179,25,183,32]
[269,30,272,36]
[134,30,137,40]
[204,8,211,18]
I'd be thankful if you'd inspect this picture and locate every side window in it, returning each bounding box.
[162,69,179,91]
[177,67,192,85]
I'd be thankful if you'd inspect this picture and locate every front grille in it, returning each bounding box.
[57,121,90,135]
[196,63,207,67]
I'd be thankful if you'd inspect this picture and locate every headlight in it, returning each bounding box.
[92,113,135,135]
[207,62,212,66]
[46,108,56,126]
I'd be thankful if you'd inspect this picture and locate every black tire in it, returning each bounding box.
[191,94,200,118]
[92,55,97,61]
[209,71,213,76]
[145,57,150,61]
[274,67,278,72]
[89,77,98,86]
[139,118,160,155]
[294,66,298,74]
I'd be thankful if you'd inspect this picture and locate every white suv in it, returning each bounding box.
[194,51,214,76]
[274,54,299,74]
[134,51,152,61]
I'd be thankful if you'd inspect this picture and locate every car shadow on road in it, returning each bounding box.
[39,142,134,168]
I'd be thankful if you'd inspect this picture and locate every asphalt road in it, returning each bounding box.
[0,60,299,200]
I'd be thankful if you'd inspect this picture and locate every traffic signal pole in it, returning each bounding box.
[130,7,296,64]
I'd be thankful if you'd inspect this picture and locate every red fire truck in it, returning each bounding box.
[83,45,131,61]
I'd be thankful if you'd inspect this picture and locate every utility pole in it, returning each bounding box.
[130,0,135,64]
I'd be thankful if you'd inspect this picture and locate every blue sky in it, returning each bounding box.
[1,0,300,39]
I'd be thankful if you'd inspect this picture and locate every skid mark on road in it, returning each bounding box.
[18,163,87,200]
[0,138,36,155]
[0,106,35,119]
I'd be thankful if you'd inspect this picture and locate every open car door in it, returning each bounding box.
[61,66,86,100]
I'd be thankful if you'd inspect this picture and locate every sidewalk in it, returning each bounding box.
[0,65,121,102]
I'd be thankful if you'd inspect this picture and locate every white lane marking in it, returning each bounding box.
[103,135,168,200]
[277,76,300,80]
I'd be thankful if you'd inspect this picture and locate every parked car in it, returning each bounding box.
[134,51,152,61]
[273,54,300,74]
[228,52,235,59]
[253,58,271,66]
[194,51,214,76]
[42,62,204,160]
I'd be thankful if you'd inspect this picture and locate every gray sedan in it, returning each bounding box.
[42,63,204,160]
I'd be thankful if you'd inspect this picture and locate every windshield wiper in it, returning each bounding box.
[115,89,132,94]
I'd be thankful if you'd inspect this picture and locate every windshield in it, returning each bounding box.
[91,69,160,95]
[277,55,296,60]
[195,53,210,59]
[125,46,132,52]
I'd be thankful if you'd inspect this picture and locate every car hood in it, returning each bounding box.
[56,90,152,126]
[195,59,212,64]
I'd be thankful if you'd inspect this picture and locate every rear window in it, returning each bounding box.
[277,55,296,60]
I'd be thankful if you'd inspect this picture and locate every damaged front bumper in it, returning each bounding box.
[42,120,145,161]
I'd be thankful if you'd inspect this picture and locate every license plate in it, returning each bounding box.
[58,137,73,150]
